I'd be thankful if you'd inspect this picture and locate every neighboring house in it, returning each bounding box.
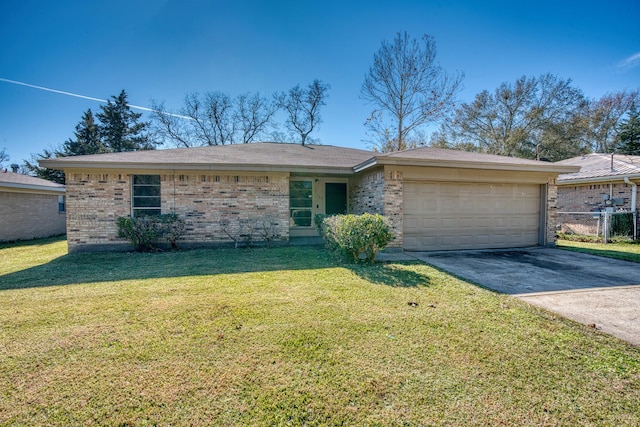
[40,143,577,253]
[556,153,639,237]
[0,170,66,242]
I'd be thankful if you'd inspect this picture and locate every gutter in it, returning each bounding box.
[0,182,66,194]
[39,160,357,176]
[623,176,638,240]
[354,155,580,174]
[623,177,637,213]
[558,174,640,186]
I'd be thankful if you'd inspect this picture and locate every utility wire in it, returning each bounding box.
[0,77,193,120]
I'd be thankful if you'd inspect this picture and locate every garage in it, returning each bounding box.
[403,181,541,251]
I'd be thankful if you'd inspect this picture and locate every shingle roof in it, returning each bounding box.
[357,146,579,173]
[557,153,640,183]
[40,143,374,173]
[39,142,578,174]
[380,146,555,165]
[0,171,65,192]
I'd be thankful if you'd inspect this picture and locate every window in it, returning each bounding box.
[132,175,161,216]
[290,180,313,226]
[58,195,65,213]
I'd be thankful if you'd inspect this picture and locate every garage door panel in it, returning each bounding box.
[404,182,541,251]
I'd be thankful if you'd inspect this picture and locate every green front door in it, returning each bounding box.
[325,182,347,215]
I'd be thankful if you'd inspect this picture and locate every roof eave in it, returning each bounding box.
[39,160,357,175]
[0,182,66,193]
[364,156,580,173]
[558,173,640,185]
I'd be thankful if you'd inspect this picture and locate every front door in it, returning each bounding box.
[289,179,348,237]
[325,182,347,215]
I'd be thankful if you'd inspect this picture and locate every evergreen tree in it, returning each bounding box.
[24,149,66,184]
[61,109,106,156]
[617,103,640,155]
[96,90,154,152]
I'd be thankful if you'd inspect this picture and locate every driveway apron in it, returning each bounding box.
[410,247,640,346]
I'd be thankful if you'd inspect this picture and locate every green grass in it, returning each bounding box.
[1,237,639,426]
[558,239,640,263]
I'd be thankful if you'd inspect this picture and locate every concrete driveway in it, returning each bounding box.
[409,247,640,346]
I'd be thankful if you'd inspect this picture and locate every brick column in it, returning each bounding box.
[384,169,403,249]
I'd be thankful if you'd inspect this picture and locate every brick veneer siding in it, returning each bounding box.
[557,181,638,235]
[350,169,385,215]
[166,173,289,245]
[349,167,404,249]
[65,171,289,252]
[65,172,131,251]
[383,169,404,248]
[0,191,66,242]
[545,180,559,246]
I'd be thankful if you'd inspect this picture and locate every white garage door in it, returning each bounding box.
[404,182,541,251]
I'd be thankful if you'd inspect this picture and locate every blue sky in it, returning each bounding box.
[1,0,639,165]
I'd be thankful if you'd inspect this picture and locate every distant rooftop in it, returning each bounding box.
[0,170,65,192]
[557,153,640,183]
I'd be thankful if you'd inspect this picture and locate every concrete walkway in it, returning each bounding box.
[380,248,640,346]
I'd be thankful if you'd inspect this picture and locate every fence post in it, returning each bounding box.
[604,211,609,244]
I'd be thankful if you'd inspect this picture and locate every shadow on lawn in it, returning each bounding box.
[0,246,431,291]
[347,262,429,287]
[559,246,640,264]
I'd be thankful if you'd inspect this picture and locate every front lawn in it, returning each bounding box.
[1,237,639,426]
[558,239,640,263]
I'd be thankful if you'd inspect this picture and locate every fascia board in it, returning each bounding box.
[558,174,640,186]
[39,160,356,176]
[365,156,580,174]
[0,182,65,194]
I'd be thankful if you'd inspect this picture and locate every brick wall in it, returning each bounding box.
[557,182,637,235]
[166,173,289,245]
[350,169,385,215]
[383,169,404,248]
[545,180,558,246]
[0,191,66,242]
[65,172,131,251]
[349,167,404,249]
[65,171,289,252]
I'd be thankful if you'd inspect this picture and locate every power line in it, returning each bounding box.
[0,77,192,120]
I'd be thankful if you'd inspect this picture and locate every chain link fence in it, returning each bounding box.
[557,210,637,243]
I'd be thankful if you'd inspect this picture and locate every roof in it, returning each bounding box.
[0,171,66,193]
[360,146,580,173]
[40,143,374,175]
[557,153,640,184]
[39,142,578,175]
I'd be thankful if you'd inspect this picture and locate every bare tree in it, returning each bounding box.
[150,100,193,147]
[278,79,330,145]
[361,32,463,152]
[235,92,279,143]
[152,91,279,146]
[0,148,9,169]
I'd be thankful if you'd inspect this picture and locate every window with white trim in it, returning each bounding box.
[132,175,161,217]
[290,180,313,226]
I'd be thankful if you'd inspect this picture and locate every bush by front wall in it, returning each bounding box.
[320,213,393,263]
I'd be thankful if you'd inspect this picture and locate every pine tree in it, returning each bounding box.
[61,109,106,156]
[617,103,640,155]
[24,149,66,184]
[96,90,154,152]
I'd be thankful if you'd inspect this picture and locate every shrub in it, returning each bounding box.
[320,213,393,263]
[117,214,186,252]
[256,216,282,248]
[611,212,634,237]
